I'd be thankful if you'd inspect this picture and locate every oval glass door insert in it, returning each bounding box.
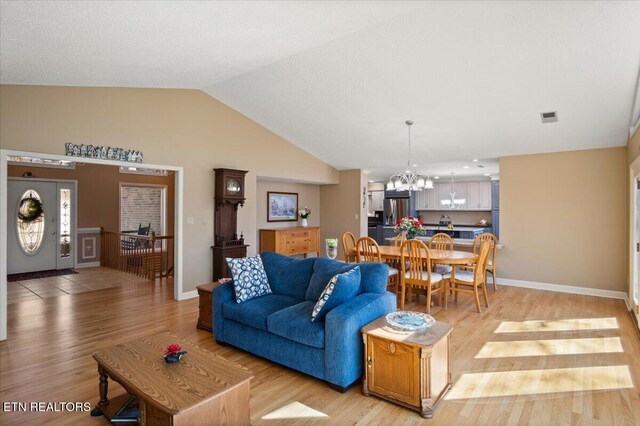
[17,189,46,255]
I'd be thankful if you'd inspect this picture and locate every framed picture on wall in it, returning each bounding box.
[267,192,298,222]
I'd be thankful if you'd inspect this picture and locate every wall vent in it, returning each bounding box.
[541,111,558,123]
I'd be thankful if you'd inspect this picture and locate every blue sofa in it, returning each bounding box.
[212,252,397,391]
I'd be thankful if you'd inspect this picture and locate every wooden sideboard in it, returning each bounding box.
[259,227,320,257]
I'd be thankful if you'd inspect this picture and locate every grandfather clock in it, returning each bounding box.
[211,168,249,280]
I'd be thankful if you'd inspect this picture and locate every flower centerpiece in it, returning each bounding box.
[325,238,338,259]
[394,216,427,239]
[164,344,187,363]
[298,207,311,227]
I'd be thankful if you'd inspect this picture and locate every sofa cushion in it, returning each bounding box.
[306,258,357,301]
[358,262,390,294]
[226,256,271,303]
[267,301,326,348]
[261,251,316,300]
[311,266,361,322]
[223,294,300,331]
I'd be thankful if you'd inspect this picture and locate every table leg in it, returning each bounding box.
[90,365,109,417]
[444,278,448,307]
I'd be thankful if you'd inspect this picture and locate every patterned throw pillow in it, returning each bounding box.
[311,266,361,322]
[226,256,272,303]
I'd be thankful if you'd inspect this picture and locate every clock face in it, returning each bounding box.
[226,178,241,194]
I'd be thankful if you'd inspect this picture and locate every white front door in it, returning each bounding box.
[7,179,75,274]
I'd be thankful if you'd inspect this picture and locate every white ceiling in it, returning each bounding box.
[2,1,640,181]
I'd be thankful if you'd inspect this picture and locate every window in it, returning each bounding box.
[60,188,71,258]
[120,184,166,239]
[17,189,45,255]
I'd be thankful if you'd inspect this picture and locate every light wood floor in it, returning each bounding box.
[1,269,640,425]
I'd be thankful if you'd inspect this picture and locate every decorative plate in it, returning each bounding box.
[385,311,435,332]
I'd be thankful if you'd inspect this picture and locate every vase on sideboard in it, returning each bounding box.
[301,218,308,227]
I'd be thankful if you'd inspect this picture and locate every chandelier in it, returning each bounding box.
[386,120,434,193]
[440,172,466,209]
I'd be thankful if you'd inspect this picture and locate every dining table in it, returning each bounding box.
[349,245,478,309]
[349,245,478,265]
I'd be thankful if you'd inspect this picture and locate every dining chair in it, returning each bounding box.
[444,241,491,313]
[389,233,407,274]
[342,232,357,263]
[472,232,498,290]
[400,239,444,313]
[429,233,454,275]
[356,236,399,293]
[392,233,406,247]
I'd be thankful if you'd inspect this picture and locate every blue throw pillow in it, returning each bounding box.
[306,257,357,301]
[311,266,360,322]
[226,256,272,303]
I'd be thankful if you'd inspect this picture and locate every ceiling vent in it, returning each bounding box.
[541,111,558,123]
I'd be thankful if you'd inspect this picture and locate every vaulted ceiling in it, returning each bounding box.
[2,1,639,181]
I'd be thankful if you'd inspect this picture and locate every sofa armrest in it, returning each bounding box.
[212,281,235,342]
[324,291,397,387]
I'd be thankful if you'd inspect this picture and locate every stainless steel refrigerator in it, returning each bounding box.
[383,198,410,226]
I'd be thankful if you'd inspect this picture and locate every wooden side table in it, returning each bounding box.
[197,282,220,332]
[361,316,452,419]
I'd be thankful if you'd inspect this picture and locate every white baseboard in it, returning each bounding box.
[178,290,198,301]
[497,277,628,301]
[75,261,100,269]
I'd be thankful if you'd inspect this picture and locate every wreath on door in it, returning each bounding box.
[18,197,44,223]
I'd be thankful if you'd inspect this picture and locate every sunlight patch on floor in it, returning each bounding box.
[494,317,619,333]
[445,365,633,400]
[262,401,329,420]
[475,337,623,358]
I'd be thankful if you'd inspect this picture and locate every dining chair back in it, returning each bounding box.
[429,233,453,251]
[400,239,444,313]
[473,232,498,290]
[429,232,454,274]
[445,240,491,313]
[342,232,357,262]
[357,236,399,293]
[392,233,406,247]
[474,240,491,287]
[355,237,382,263]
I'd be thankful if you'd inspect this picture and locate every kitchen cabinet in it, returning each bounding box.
[416,181,492,211]
[370,191,384,212]
[467,182,492,210]
[415,185,445,211]
[442,183,468,209]
[425,187,440,210]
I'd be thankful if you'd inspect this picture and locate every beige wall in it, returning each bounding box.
[499,147,627,292]
[628,128,640,165]
[0,85,339,291]
[627,128,640,305]
[256,178,320,252]
[8,163,175,234]
[320,170,368,260]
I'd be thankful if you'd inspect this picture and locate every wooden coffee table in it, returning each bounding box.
[91,332,253,425]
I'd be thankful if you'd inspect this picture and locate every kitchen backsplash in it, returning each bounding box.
[420,211,492,226]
